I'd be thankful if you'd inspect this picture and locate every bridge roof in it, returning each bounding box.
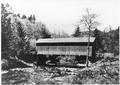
[36,37,95,43]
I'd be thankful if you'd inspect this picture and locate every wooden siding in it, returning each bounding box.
[37,46,92,56]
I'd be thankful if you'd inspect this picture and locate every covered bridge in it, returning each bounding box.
[36,37,96,66]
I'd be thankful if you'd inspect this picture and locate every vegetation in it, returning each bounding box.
[2,70,31,84]
[93,28,103,51]
[51,30,70,38]
[1,3,119,85]
[72,26,81,37]
[2,54,118,84]
[73,55,119,84]
[1,3,13,59]
[21,14,27,19]
[40,24,51,38]
[1,3,51,65]
[79,8,100,67]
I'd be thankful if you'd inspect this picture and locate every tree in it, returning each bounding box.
[25,21,51,40]
[72,26,81,37]
[1,3,13,59]
[80,8,100,67]
[102,26,119,56]
[28,15,32,22]
[22,14,27,19]
[17,21,31,53]
[112,27,119,55]
[17,13,20,17]
[93,28,103,51]
[33,14,36,23]
[10,21,30,59]
[52,30,69,38]
[40,24,51,38]
[108,27,119,55]
[32,22,42,40]
[60,30,69,38]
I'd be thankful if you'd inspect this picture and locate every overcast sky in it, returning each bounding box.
[2,0,120,34]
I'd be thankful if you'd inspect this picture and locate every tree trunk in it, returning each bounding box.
[86,28,90,67]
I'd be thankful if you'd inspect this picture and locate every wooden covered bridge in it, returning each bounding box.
[36,37,96,67]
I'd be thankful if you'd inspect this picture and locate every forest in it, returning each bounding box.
[1,3,119,84]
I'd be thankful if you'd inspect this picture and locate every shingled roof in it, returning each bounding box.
[36,37,95,43]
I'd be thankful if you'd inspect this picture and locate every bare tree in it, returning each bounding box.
[52,29,69,38]
[80,8,100,67]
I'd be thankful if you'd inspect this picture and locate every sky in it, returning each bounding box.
[1,0,120,34]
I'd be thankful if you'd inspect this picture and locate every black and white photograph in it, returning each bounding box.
[1,0,119,84]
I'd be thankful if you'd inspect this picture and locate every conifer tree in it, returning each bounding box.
[94,28,103,51]
[72,26,81,37]
[16,22,30,57]
[28,15,33,22]
[40,24,51,38]
[17,13,20,17]
[33,14,36,23]
[22,14,27,19]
